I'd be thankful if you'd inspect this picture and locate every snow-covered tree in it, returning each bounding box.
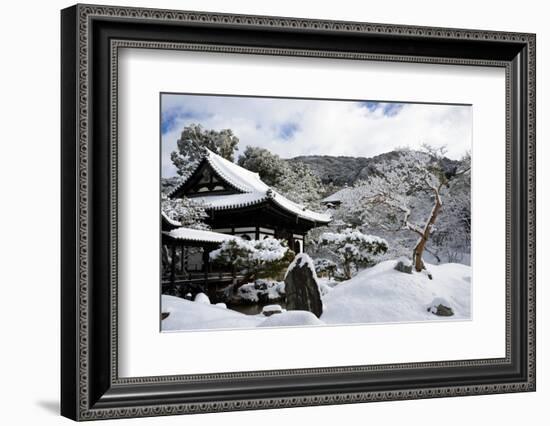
[237,146,286,186]
[429,151,471,263]
[171,123,239,177]
[276,162,325,211]
[348,146,470,272]
[161,194,210,230]
[210,238,294,287]
[160,176,183,196]
[237,146,324,209]
[318,228,388,279]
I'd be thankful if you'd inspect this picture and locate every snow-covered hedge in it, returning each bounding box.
[319,228,388,279]
[210,237,293,280]
[314,258,337,278]
[236,280,285,303]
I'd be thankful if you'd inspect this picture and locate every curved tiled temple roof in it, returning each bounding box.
[170,149,331,224]
[164,227,237,244]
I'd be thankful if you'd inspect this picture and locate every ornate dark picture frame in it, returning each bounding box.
[61,4,536,421]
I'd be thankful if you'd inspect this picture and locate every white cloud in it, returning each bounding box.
[161,94,471,177]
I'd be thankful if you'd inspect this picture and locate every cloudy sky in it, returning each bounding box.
[161,93,472,178]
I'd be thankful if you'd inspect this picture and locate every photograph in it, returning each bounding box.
[55,3,537,421]
[159,93,473,332]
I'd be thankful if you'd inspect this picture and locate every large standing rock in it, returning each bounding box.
[284,254,323,318]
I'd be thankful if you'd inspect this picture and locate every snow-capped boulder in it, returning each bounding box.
[426,297,454,316]
[284,253,323,318]
[194,292,211,304]
[262,304,283,317]
[215,302,227,309]
[394,257,413,274]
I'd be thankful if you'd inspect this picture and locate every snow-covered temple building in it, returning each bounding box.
[162,149,331,297]
[321,186,353,208]
[169,149,331,252]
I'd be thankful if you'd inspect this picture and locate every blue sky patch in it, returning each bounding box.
[277,122,299,140]
[360,101,404,117]
[382,103,404,117]
[161,107,204,135]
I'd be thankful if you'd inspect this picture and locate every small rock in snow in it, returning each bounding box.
[194,292,211,304]
[394,258,413,274]
[427,297,454,316]
[262,304,283,316]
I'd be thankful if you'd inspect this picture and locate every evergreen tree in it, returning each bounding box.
[210,238,294,287]
[238,146,324,209]
[318,228,388,279]
[171,123,239,177]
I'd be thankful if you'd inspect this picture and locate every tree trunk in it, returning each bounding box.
[412,190,442,272]
[413,239,427,272]
[343,262,352,280]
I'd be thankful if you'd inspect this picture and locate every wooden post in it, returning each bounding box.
[170,244,176,292]
[183,246,188,278]
[203,248,210,294]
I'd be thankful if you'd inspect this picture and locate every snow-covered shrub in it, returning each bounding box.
[236,280,285,303]
[314,258,337,279]
[210,238,255,274]
[319,228,388,279]
[210,238,294,285]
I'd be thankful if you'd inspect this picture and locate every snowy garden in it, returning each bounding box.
[162,256,471,331]
[160,121,472,332]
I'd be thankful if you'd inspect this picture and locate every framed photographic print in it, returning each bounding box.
[61,4,536,421]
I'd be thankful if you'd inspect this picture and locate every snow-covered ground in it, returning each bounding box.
[162,295,265,330]
[161,260,471,332]
[321,260,471,324]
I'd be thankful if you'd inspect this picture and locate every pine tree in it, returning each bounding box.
[209,238,294,287]
[171,123,239,177]
[318,228,388,279]
[238,146,324,209]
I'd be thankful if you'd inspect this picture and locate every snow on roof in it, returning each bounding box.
[164,227,237,244]
[206,148,267,193]
[173,149,331,224]
[161,211,181,227]
[322,187,353,203]
[270,191,331,223]
[187,192,268,210]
